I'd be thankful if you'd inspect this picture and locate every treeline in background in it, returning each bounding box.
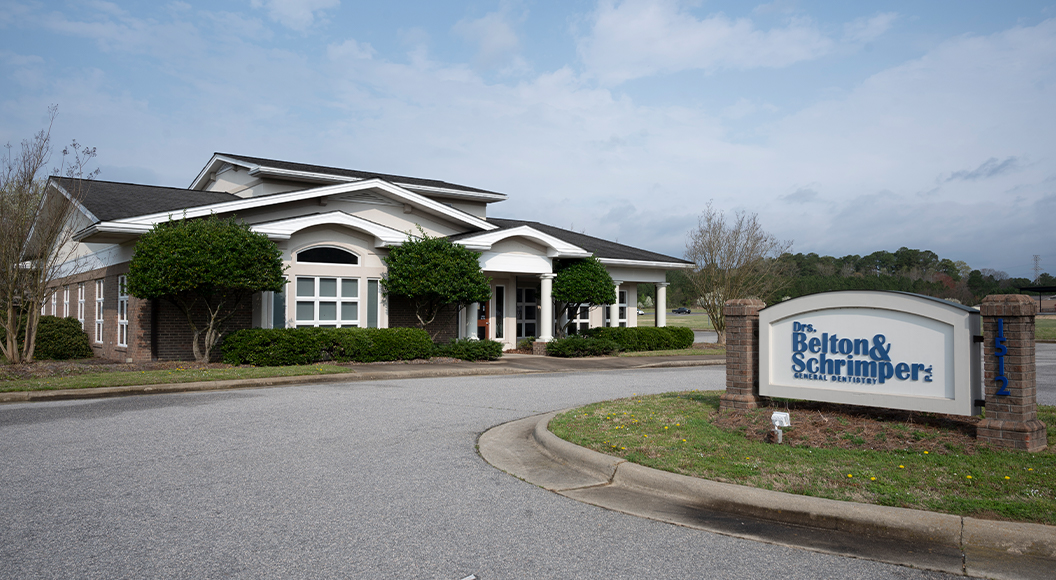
[644,247,1054,308]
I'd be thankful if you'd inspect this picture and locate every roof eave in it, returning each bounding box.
[596,257,695,269]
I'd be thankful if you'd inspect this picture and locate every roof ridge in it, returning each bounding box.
[216,152,502,196]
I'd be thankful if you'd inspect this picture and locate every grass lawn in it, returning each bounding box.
[0,364,352,393]
[550,391,1056,525]
[636,309,714,330]
[1037,316,1056,340]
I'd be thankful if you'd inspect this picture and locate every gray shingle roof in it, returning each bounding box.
[468,218,692,264]
[52,177,240,222]
[219,153,503,197]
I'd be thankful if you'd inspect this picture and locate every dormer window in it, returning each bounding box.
[296,246,359,265]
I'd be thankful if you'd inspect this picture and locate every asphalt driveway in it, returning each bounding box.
[0,367,961,579]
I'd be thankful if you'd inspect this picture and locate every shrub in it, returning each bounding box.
[221,328,326,366]
[516,336,536,351]
[546,335,619,357]
[329,327,433,363]
[581,326,694,352]
[221,327,433,366]
[32,316,94,360]
[433,338,504,361]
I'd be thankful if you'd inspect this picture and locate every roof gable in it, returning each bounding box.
[192,153,507,203]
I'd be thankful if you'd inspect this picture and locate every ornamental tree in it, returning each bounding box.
[0,106,98,364]
[380,232,491,337]
[552,256,616,338]
[684,201,791,344]
[127,215,286,362]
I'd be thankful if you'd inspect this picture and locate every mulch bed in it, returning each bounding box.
[713,399,983,454]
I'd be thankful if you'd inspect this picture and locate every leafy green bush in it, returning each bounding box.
[328,328,433,362]
[221,327,433,366]
[221,328,326,366]
[581,326,694,352]
[433,338,504,361]
[546,335,619,357]
[517,336,536,351]
[32,316,94,360]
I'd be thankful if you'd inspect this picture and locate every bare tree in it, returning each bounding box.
[684,201,792,344]
[0,106,97,363]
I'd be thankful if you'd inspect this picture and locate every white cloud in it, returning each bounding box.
[843,12,898,44]
[5,2,1053,276]
[578,0,833,84]
[249,0,339,32]
[327,38,376,61]
[452,2,525,71]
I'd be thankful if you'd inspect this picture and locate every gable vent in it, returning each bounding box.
[332,190,398,206]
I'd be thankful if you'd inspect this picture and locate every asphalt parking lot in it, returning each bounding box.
[0,367,963,580]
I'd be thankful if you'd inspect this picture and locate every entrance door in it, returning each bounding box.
[516,288,537,339]
[477,299,489,340]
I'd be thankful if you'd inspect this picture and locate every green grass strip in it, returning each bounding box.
[550,390,1056,525]
[0,365,352,393]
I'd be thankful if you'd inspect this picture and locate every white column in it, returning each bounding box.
[539,274,555,342]
[467,302,479,340]
[655,282,668,327]
[609,281,622,327]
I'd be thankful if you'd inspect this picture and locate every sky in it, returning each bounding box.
[2,0,1055,279]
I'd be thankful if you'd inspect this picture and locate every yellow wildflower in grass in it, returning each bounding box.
[847,474,853,478]
[924,451,929,454]
[870,477,876,481]
[966,475,972,479]
[1005,476,1011,480]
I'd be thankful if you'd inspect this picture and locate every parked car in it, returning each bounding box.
[672,307,691,314]
[636,309,645,315]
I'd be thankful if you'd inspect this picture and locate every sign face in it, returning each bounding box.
[759,291,982,416]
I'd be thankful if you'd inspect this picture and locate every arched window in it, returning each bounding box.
[296,246,359,265]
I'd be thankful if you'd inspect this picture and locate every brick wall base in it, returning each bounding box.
[979,295,1047,452]
[721,298,768,411]
[387,296,459,343]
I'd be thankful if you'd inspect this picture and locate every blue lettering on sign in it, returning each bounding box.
[994,318,1010,396]
[789,321,934,385]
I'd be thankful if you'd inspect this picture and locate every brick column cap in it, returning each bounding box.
[980,294,1039,317]
[724,298,766,317]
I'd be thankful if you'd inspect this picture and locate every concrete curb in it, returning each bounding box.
[508,412,1056,579]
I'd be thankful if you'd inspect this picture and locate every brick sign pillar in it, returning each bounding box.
[721,298,767,411]
[978,295,1047,452]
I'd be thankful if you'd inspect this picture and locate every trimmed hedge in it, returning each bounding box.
[221,327,433,366]
[433,338,504,361]
[33,316,94,360]
[581,326,694,352]
[546,335,619,357]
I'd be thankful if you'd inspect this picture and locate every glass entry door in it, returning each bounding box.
[516,288,537,339]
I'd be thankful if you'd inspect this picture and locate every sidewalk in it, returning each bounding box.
[0,353,725,404]
[479,411,1056,580]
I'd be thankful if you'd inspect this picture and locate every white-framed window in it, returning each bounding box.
[494,286,505,340]
[295,277,359,328]
[63,286,70,318]
[49,291,56,316]
[77,283,85,329]
[117,276,128,347]
[567,305,590,335]
[94,279,104,343]
[366,279,380,329]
